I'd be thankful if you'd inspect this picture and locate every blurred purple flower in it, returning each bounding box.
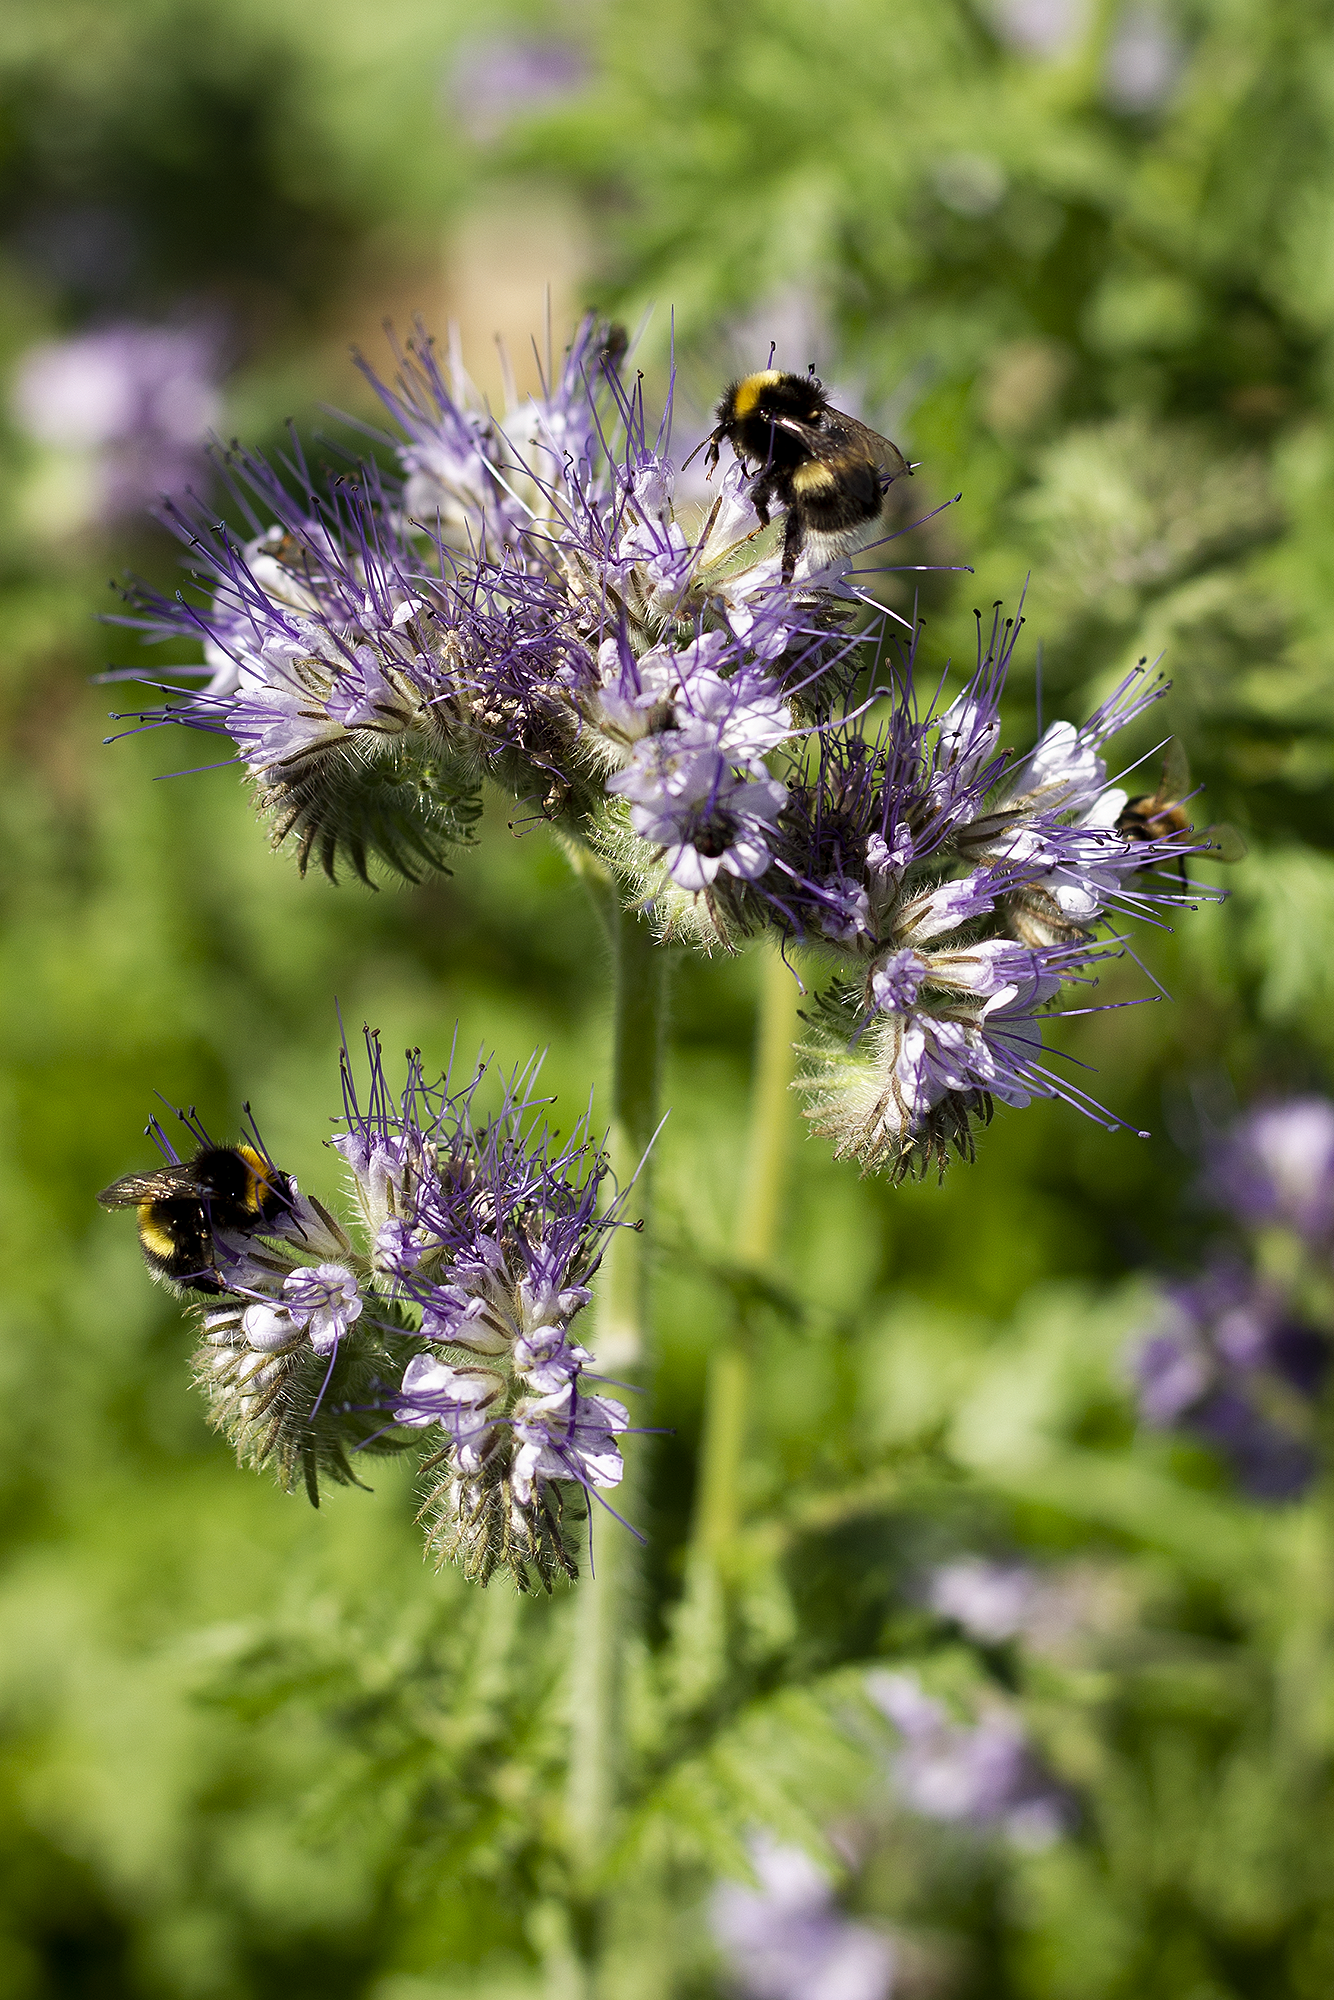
[926,1555,1115,1655]
[711,1835,895,2000]
[11,322,220,523]
[1135,1328,1213,1426]
[926,1559,1041,1643]
[1208,1097,1334,1241]
[867,1671,1067,1848]
[1193,1389,1317,1503]
[446,36,588,144]
[1103,4,1181,112]
[991,0,1088,56]
[1130,1260,1329,1501]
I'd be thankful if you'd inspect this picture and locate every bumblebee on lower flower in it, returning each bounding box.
[98,1031,635,1590]
[98,1129,295,1294]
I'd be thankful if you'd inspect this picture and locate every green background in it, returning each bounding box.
[4,0,1334,1993]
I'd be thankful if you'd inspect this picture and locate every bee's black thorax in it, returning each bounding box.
[714,370,831,472]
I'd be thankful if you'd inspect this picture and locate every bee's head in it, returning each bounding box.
[721,370,827,429]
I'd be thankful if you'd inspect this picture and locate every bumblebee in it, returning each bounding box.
[98,1140,294,1295]
[699,369,911,581]
[1116,742,1247,875]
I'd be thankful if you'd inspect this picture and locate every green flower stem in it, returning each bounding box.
[599,902,668,1375]
[567,899,668,1871]
[691,942,801,1568]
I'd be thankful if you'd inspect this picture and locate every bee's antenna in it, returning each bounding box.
[679,432,713,470]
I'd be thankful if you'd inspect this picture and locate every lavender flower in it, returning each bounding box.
[282,1262,364,1355]
[13,322,220,527]
[608,729,788,892]
[1130,1261,1328,1501]
[113,320,1214,1176]
[711,1836,895,2000]
[866,1671,1067,1848]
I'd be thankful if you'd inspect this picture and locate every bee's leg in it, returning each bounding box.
[781,508,805,582]
[747,468,776,528]
[704,435,720,474]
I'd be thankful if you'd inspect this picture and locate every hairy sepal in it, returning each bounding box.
[418,1443,583,1595]
[196,1305,420,1506]
[260,729,482,886]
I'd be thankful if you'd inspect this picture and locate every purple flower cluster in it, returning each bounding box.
[866,1671,1067,1848]
[791,626,1211,1176]
[710,1836,895,2000]
[1129,1095,1334,1502]
[1206,1097,1334,1242]
[115,315,1213,1175]
[185,1028,628,1588]
[1132,1262,1328,1501]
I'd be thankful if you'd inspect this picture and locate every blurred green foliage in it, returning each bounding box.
[6,0,1334,1994]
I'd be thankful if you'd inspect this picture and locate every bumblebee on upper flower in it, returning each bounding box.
[110,314,1217,1181]
[698,364,912,580]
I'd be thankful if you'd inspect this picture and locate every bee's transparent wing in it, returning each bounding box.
[835,411,912,483]
[1209,823,1249,864]
[97,1167,194,1208]
[771,411,911,486]
[1161,737,1192,801]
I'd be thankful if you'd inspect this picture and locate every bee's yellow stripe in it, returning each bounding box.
[138,1207,180,1259]
[791,461,837,493]
[732,371,782,419]
[237,1143,277,1213]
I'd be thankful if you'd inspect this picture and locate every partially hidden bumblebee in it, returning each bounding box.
[699,368,912,581]
[99,1136,295,1294]
[1116,741,1247,874]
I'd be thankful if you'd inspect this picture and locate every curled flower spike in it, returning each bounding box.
[336,1030,632,1589]
[787,613,1218,1180]
[102,1030,635,1589]
[110,318,1219,1174]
